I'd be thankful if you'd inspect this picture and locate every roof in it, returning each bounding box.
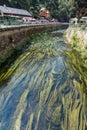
[0,5,32,16]
[81,17,87,19]
[46,11,50,14]
[40,8,46,11]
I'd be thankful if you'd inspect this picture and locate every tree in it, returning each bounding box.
[0,0,85,22]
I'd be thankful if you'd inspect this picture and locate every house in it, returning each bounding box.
[79,17,87,24]
[0,5,36,25]
[23,17,36,23]
[39,8,51,20]
[70,17,78,25]
[0,5,32,17]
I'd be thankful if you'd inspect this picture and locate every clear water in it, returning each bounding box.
[0,29,87,130]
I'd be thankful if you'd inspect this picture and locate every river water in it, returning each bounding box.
[0,29,87,130]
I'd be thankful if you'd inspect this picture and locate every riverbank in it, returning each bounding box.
[0,23,68,67]
[65,26,87,63]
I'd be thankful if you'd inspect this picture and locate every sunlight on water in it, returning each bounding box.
[0,29,87,130]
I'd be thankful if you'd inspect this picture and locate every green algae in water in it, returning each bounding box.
[65,50,87,93]
[0,29,87,130]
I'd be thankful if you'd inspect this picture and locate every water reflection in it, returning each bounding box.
[0,29,87,130]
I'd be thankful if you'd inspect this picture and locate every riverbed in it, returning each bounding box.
[0,29,87,130]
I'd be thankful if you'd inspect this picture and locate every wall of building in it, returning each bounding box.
[39,9,51,20]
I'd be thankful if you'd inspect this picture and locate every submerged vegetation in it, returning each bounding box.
[65,50,87,93]
[0,29,87,129]
[0,32,50,84]
[0,0,87,129]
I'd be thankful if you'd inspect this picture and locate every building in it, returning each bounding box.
[70,17,78,25]
[0,5,32,17]
[79,17,87,24]
[39,8,51,20]
[23,17,36,23]
[0,5,36,25]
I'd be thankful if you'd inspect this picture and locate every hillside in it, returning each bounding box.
[0,0,87,21]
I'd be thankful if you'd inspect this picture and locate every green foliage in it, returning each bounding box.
[0,0,86,22]
[77,0,87,8]
[72,34,79,47]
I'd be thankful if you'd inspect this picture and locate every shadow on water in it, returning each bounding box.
[0,29,87,130]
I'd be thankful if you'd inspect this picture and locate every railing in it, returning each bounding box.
[0,22,69,30]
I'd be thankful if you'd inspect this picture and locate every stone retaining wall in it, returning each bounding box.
[0,23,68,66]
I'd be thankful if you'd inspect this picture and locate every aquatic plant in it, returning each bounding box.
[0,29,87,130]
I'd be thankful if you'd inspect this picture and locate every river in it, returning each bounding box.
[0,28,87,130]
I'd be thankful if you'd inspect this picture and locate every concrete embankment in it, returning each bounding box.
[65,26,87,63]
[0,23,68,66]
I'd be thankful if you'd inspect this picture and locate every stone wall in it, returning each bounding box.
[0,23,68,66]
